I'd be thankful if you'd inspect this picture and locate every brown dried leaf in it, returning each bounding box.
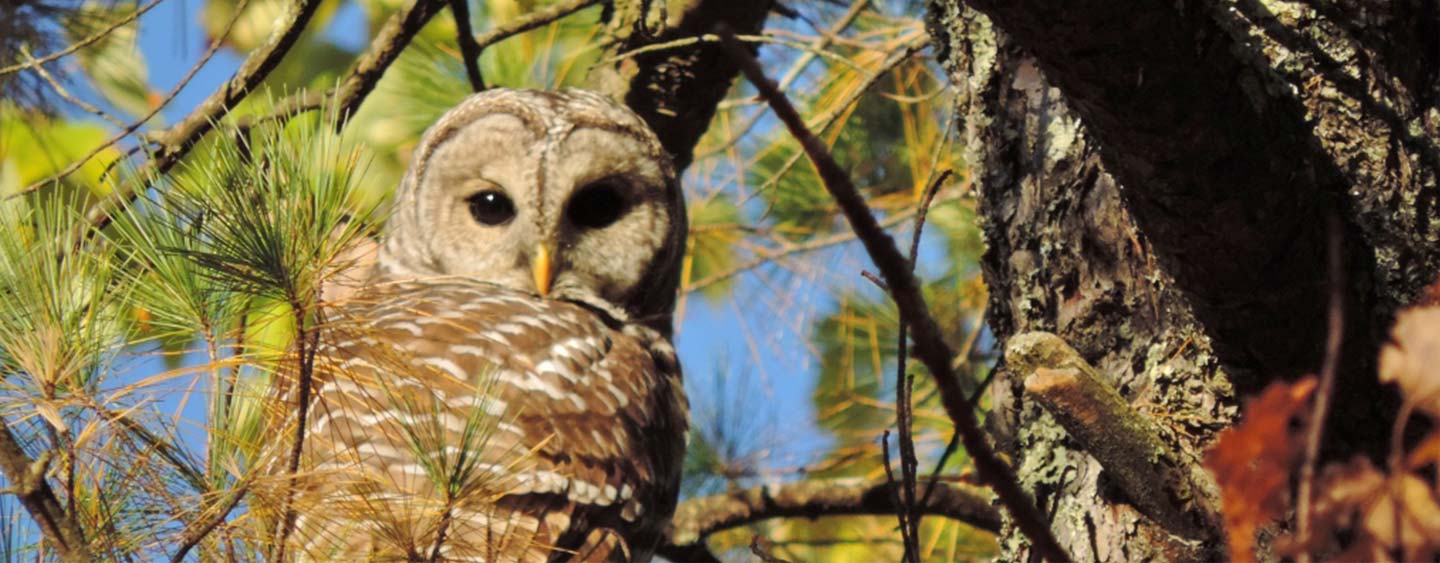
[1304,457,1440,562]
[1204,377,1316,563]
[1360,472,1440,562]
[1378,306,1440,419]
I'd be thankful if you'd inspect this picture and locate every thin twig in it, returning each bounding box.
[15,0,259,198]
[448,0,486,91]
[169,482,251,563]
[699,0,871,159]
[428,505,457,562]
[272,309,321,560]
[919,432,961,508]
[604,33,872,76]
[892,169,949,562]
[22,46,127,129]
[861,269,887,290]
[0,0,167,76]
[684,193,965,293]
[739,33,927,208]
[717,27,1072,562]
[881,429,917,561]
[1295,212,1345,558]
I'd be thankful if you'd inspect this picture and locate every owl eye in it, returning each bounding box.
[467,191,516,226]
[567,182,628,230]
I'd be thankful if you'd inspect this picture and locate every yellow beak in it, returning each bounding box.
[532,244,554,297]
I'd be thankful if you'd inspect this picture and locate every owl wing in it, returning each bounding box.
[286,279,687,562]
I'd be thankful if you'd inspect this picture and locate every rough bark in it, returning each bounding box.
[926,0,1439,559]
[589,0,773,171]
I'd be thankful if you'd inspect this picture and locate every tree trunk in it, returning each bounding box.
[589,0,772,172]
[926,0,1438,559]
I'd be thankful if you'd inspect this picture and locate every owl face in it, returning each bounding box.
[378,89,686,333]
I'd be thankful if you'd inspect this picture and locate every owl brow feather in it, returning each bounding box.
[563,114,670,162]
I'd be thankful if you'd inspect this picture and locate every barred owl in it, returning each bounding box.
[282,89,689,562]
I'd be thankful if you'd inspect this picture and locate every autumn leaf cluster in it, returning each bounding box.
[1207,300,1440,561]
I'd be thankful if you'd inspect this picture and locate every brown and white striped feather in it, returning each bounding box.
[284,279,686,562]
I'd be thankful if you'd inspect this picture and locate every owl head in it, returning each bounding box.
[376,88,687,335]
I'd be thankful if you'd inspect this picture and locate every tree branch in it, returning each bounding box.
[0,0,166,76]
[238,0,596,133]
[17,0,259,198]
[0,419,92,562]
[590,0,774,171]
[683,193,967,294]
[73,0,330,230]
[448,0,485,91]
[717,28,1071,562]
[658,477,1000,560]
[1006,332,1222,540]
[328,0,448,125]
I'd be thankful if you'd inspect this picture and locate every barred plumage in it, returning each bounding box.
[276,89,689,561]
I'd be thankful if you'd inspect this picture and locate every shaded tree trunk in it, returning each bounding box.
[590,0,772,172]
[927,0,1438,559]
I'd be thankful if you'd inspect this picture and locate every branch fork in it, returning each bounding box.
[1005,331,1222,540]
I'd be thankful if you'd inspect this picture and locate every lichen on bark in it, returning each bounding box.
[925,3,1237,560]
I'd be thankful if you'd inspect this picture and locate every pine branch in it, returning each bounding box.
[72,0,331,231]
[15,0,263,198]
[0,419,93,562]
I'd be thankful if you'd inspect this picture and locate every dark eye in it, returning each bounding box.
[567,182,628,230]
[467,191,515,226]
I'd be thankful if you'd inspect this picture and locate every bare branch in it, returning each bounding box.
[16,0,261,198]
[0,0,166,76]
[250,0,595,132]
[1295,213,1345,557]
[892,169,949,562]
[659,477,1000,558]
[602,33,871,75]
[0,419,92,562]
[683,193,967,293]
[21,46,127,129]
[448,0,486,91]
[328,0,449,125]
[169,482,250,563]
[716,27,1071,562]
[1006,332,1222,540]
[696,0,870,159]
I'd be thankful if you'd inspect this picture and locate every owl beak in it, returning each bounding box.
[532,244,555,297]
